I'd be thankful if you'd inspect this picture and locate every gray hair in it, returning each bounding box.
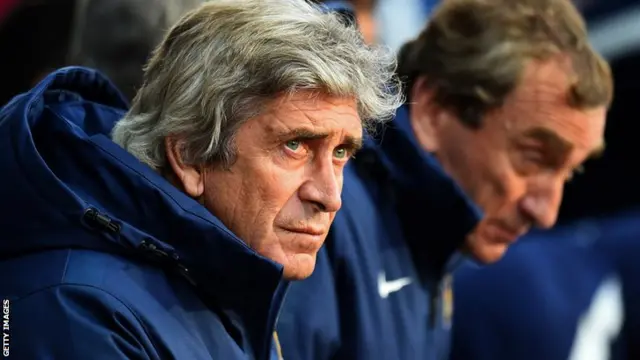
[67,0,202,100]
[111,0,403,171]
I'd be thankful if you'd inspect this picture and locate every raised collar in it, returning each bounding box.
[365,105,482,278]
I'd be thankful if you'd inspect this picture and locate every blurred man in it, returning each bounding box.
[278,0,612,359]
[0,0,401,359]
[449,3,640,358]
[0,0,199,105]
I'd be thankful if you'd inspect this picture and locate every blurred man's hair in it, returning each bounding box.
[397,0,613,128]
[68,0,202,100]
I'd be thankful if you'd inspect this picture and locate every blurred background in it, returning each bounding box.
[0,0,638,225]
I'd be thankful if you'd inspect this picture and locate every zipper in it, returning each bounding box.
[263,280,289,360]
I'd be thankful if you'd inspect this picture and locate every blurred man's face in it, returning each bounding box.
[411,59,607,263]
[184,92,362,280]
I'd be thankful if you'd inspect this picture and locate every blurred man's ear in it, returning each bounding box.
[409,77,445,153]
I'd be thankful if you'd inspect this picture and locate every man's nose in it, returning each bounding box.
[298,161,342,213]
[520,179,564,229]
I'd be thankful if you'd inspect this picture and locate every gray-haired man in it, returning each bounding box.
[0,0,401,359]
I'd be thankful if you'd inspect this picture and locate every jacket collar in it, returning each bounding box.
[365,105,482,278]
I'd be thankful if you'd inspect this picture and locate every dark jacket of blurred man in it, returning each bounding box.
[278,0,612,359]
[0,0,402,358]
[450,218,630,360]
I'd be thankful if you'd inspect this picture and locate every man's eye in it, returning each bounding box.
[522,150,544,164]
[334,147,347,159]
[285,140,301,151]
[518,151,544,172]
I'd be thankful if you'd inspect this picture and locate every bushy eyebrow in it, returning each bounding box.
[522,127,604,159]
[274,127,363,152]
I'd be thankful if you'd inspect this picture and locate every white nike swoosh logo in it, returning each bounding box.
[378,272,412,298]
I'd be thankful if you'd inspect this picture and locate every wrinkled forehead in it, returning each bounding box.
[500,61,607,153]
[259,92,364,141]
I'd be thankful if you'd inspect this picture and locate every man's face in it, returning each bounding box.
[201,93,362,280]
[411,59,607,263]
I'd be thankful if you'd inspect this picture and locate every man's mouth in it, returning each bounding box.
[281,227,326,237]
[486,220,528,243]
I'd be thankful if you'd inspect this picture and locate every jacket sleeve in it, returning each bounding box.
[8,284,155,359]
[277,246,341,360]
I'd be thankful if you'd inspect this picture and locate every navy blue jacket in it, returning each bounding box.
[449,210,640,360]
[0,67,287,360]
[277,106,482,360]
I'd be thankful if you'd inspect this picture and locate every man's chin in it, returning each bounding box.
[282,252,317,280]
[466,240,510,264]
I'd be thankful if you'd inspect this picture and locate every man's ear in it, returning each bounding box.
[164,137,204,198]
[409,76,444,153]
